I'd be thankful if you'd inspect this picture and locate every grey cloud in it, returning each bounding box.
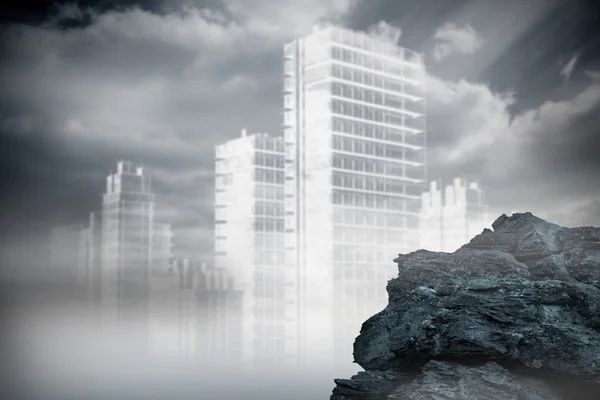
[366,20,401,43]
[424,0,565,86]
[426,72,600,217]
[432,22,483,61]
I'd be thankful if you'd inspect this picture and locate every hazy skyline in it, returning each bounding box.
[1,0,599,274]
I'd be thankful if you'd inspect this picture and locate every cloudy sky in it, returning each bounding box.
[0,0,599,270]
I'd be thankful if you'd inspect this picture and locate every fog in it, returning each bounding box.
[0,285,362,400]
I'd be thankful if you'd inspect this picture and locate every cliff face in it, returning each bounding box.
[331,213,600,400]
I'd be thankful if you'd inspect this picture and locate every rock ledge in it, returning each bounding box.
[331,213,600,400]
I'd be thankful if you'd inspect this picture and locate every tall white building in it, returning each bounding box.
[151,222,173,273]
[214,131,292,367]
[419,176,489,252]
[283,24,427,368]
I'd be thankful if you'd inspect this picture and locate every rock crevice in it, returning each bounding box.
[331,213,600,400]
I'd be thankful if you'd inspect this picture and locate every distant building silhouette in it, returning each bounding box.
[283,24,426,367]
[147,254,195,358]
[100,161,155,318]
[78,211,102,301]
[419,176,490,252]
[195,261,244,365]
[151,222,173,273]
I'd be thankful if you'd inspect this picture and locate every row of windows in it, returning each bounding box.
[254,151,284,169]
[102,200,153,211]
[333,226,416,245]
[104,220,152,231]
[254,284,285,299]
[333,246,396,264]
[331,46,423,80]
[331,81,423,113]
[254,135,284,153]
[332,154,426,181]
[332,171,411,194]
[329,28,422,64]
[331,98,425,130]
[253,250,285,266]
[254,264,286,278]
[332,188,417,210]
[218,154,254,171]
[254,184,285,201]
[334,286,386,303]
[333,263,394,280]
[332,64,424,98]
[119,233,153,244]
[333,208,419,228]
[113,176,145,193]
[102,220,153,233]
[254,217,284,233]
[254,201,285,217]
[254,233,285,249]
[254,168,285,184]
[332,116,425,148]
[215,173,233,188]
[332,133,407,159]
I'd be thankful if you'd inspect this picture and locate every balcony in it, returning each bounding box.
[283,44,294,60]
[215,150,226,161]
[283,77,295,94]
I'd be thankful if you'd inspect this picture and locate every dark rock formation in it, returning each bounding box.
[331,213,600,400]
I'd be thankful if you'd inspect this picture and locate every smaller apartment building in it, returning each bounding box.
[214,130,293,368]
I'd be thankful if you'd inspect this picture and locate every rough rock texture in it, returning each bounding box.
[331,213,600,400]
[387,361,561,400]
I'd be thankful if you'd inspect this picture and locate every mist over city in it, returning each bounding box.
[0,0,599,399]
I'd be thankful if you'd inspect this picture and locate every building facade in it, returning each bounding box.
[419,176,489,252]
[195,261,244,367]
[151,222,173,273]
[101,161,155,317]
[77,211,103,303]
[283,24,427,367]
[147,254,199,359]
[214,131,291,367]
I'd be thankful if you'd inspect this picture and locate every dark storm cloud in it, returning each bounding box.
[0,0,599,269]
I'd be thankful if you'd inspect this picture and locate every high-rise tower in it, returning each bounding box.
[283,24,427,368]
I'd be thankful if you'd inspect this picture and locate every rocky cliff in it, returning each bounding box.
[331,213,600,400]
